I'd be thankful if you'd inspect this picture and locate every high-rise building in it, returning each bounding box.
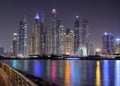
[58,24,65,55]
[12,33,18,56]
[28,34,34,55]
[114,38,120,54]
[80,19,89,56]
[51,8,58,55]
[18,17,28,57]
[47,8,58,55]
[33,13,41,55]
[24,16,28,57]
[64,28,74,55]
[102,32,114,55]
[74,16,80,56]
[88,42,94,55]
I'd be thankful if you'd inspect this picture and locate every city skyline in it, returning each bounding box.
[0,0,120,51]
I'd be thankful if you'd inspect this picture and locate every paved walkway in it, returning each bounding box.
[0,68,12,86]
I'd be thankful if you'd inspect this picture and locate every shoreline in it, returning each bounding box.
[0,57,119,60]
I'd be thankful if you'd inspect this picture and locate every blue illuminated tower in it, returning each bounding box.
[74,16,80,56]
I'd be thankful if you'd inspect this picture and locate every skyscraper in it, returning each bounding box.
[18,17,28,57]
[64,28,74,56]
[28,34,34,55]
[51,8,58,55]
[102,32,114,55]
[80,19,89,56]
[74,16,80,56]
[24,16,28,57]
[88,42,94,55]
[12,33,18,56]
[46,8,58,55]
[58,24,65,55]
[33,13,41,55]
[114,38,120,54]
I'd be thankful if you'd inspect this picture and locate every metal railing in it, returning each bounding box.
[0,62,37,86]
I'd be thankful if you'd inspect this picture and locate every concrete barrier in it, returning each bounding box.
[0,62,37,86]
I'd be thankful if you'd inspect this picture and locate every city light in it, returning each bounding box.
[116,38,120,41]
[96,48,101,52]
[104,32,108,35]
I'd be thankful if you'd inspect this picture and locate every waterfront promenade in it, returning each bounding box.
[0,68,12,86]
[0,62,37,86]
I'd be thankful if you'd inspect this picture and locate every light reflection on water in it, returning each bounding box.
[115,61,120,86]
[96,61,101,86]
[2,60,120,86]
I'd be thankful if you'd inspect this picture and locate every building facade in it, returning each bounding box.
[114,38,120,54]
[58,24,65,55]
[88,42,94,55]
[64,28,74,56]
[18,17,28,57]
[74,16,80,56]
[12,33,18,56]
[102,32,114,55]
[80,19,89,56]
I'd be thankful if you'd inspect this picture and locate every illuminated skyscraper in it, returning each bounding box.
[51,8,58,55]
[33,13,41,55]
[47,8,58,55]
[102,32,114,54]
[74,16,80,56]
[114,38,120,54]
[24,16,28,57]
[64,28,74,55]
[28,34,34,55]
[18,17,28,57]
[12,33,18,56]
[80,19,89,56]
[58,24,65,55]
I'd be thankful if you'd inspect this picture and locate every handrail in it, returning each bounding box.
[0,62,37,86]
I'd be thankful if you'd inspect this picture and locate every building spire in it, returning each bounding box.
[52,8,57,14]
[35,12,40,19]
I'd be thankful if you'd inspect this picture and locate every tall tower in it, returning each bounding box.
[33,13,41,55]
[24,16,28,57]
[12,33,18,56]
[28,34,34,55]
[58,21,65,55]
[51,8,58,55]
[80,19,89,56]
[18,16,28,57]
[103,32,114,55]
[115,38,120,54]
[64,28,74,56]
[89,42,94,55]
[74,16,80,56]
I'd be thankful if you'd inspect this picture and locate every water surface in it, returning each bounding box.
[1,60,120,86]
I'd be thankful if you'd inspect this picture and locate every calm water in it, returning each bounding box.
[1,60,120,86]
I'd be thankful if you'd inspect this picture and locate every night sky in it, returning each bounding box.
[0,0,120,51]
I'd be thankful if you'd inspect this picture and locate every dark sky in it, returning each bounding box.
[0,0,120,51]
